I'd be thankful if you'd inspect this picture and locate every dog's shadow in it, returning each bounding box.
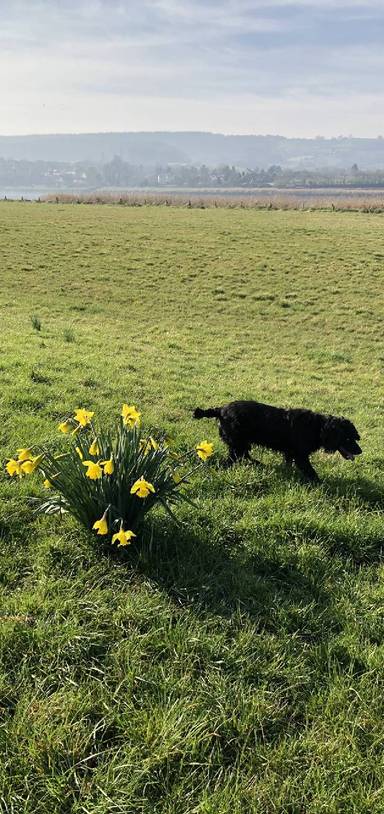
[322,471,384,509]
[212,455,384,510]
[217,454,384,508]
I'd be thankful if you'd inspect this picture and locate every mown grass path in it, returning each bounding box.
[0,203,384,813]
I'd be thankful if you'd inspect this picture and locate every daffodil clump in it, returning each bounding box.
[4,405,214,546]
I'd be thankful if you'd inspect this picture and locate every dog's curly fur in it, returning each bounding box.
[193,400,362,482]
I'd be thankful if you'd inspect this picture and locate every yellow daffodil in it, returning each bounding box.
[112,527,136,547]
[74,408,94,428]
[43,478,52,489]
[20,460,34,475]
[130,476,155,498]
[89,439,100,456]
[101,458,114,475]
[140,436,159,455]
[196,440,214,461]
[17,447,33,461]
[20,455,43,475]
[121,403,141,427]
[58,420,72,434]
[75,446,84,460]
[6,458,23,477]
[92,509,109,536]
[82,460,103,480]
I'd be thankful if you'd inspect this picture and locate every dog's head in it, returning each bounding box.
[321,416,362,460]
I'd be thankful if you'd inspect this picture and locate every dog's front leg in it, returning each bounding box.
[294,455,320,483]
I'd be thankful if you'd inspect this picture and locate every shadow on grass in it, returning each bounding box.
[212,459,384,509]
[109,520,339,641]
[323,472,384,509]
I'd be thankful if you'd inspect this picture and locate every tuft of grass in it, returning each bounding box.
[30,313,41,331]
[30,367,51,384]
[63,326,75,343]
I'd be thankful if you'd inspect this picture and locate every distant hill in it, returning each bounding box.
[1,132,384,170]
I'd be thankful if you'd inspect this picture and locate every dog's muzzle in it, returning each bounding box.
[338,443,362,460]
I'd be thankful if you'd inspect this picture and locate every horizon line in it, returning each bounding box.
[1,130,384,141]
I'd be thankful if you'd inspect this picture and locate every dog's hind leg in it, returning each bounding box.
[294,455,320,483]
[219,421,260,467]
[227,442,260,467]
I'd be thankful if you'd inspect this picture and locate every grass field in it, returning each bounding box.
[1,202,384,813]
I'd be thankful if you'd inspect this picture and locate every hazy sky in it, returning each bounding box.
[1,0,384,137]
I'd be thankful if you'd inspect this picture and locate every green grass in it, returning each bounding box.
[1,202,384,813]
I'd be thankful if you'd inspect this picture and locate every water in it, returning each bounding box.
[0,187,83,200]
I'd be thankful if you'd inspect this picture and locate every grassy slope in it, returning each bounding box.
[0,202,384,813]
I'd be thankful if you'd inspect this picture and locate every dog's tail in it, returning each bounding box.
[193,406,222,420]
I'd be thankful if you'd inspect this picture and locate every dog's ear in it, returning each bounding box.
[320,416,339,450]
[290,409,324,435]
[320,416,335,436]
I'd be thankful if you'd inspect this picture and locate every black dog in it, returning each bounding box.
[193,400,362,482]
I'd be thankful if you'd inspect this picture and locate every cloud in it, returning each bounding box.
[0,0,383,135]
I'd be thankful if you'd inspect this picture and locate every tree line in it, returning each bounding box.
[2,156,384,189]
